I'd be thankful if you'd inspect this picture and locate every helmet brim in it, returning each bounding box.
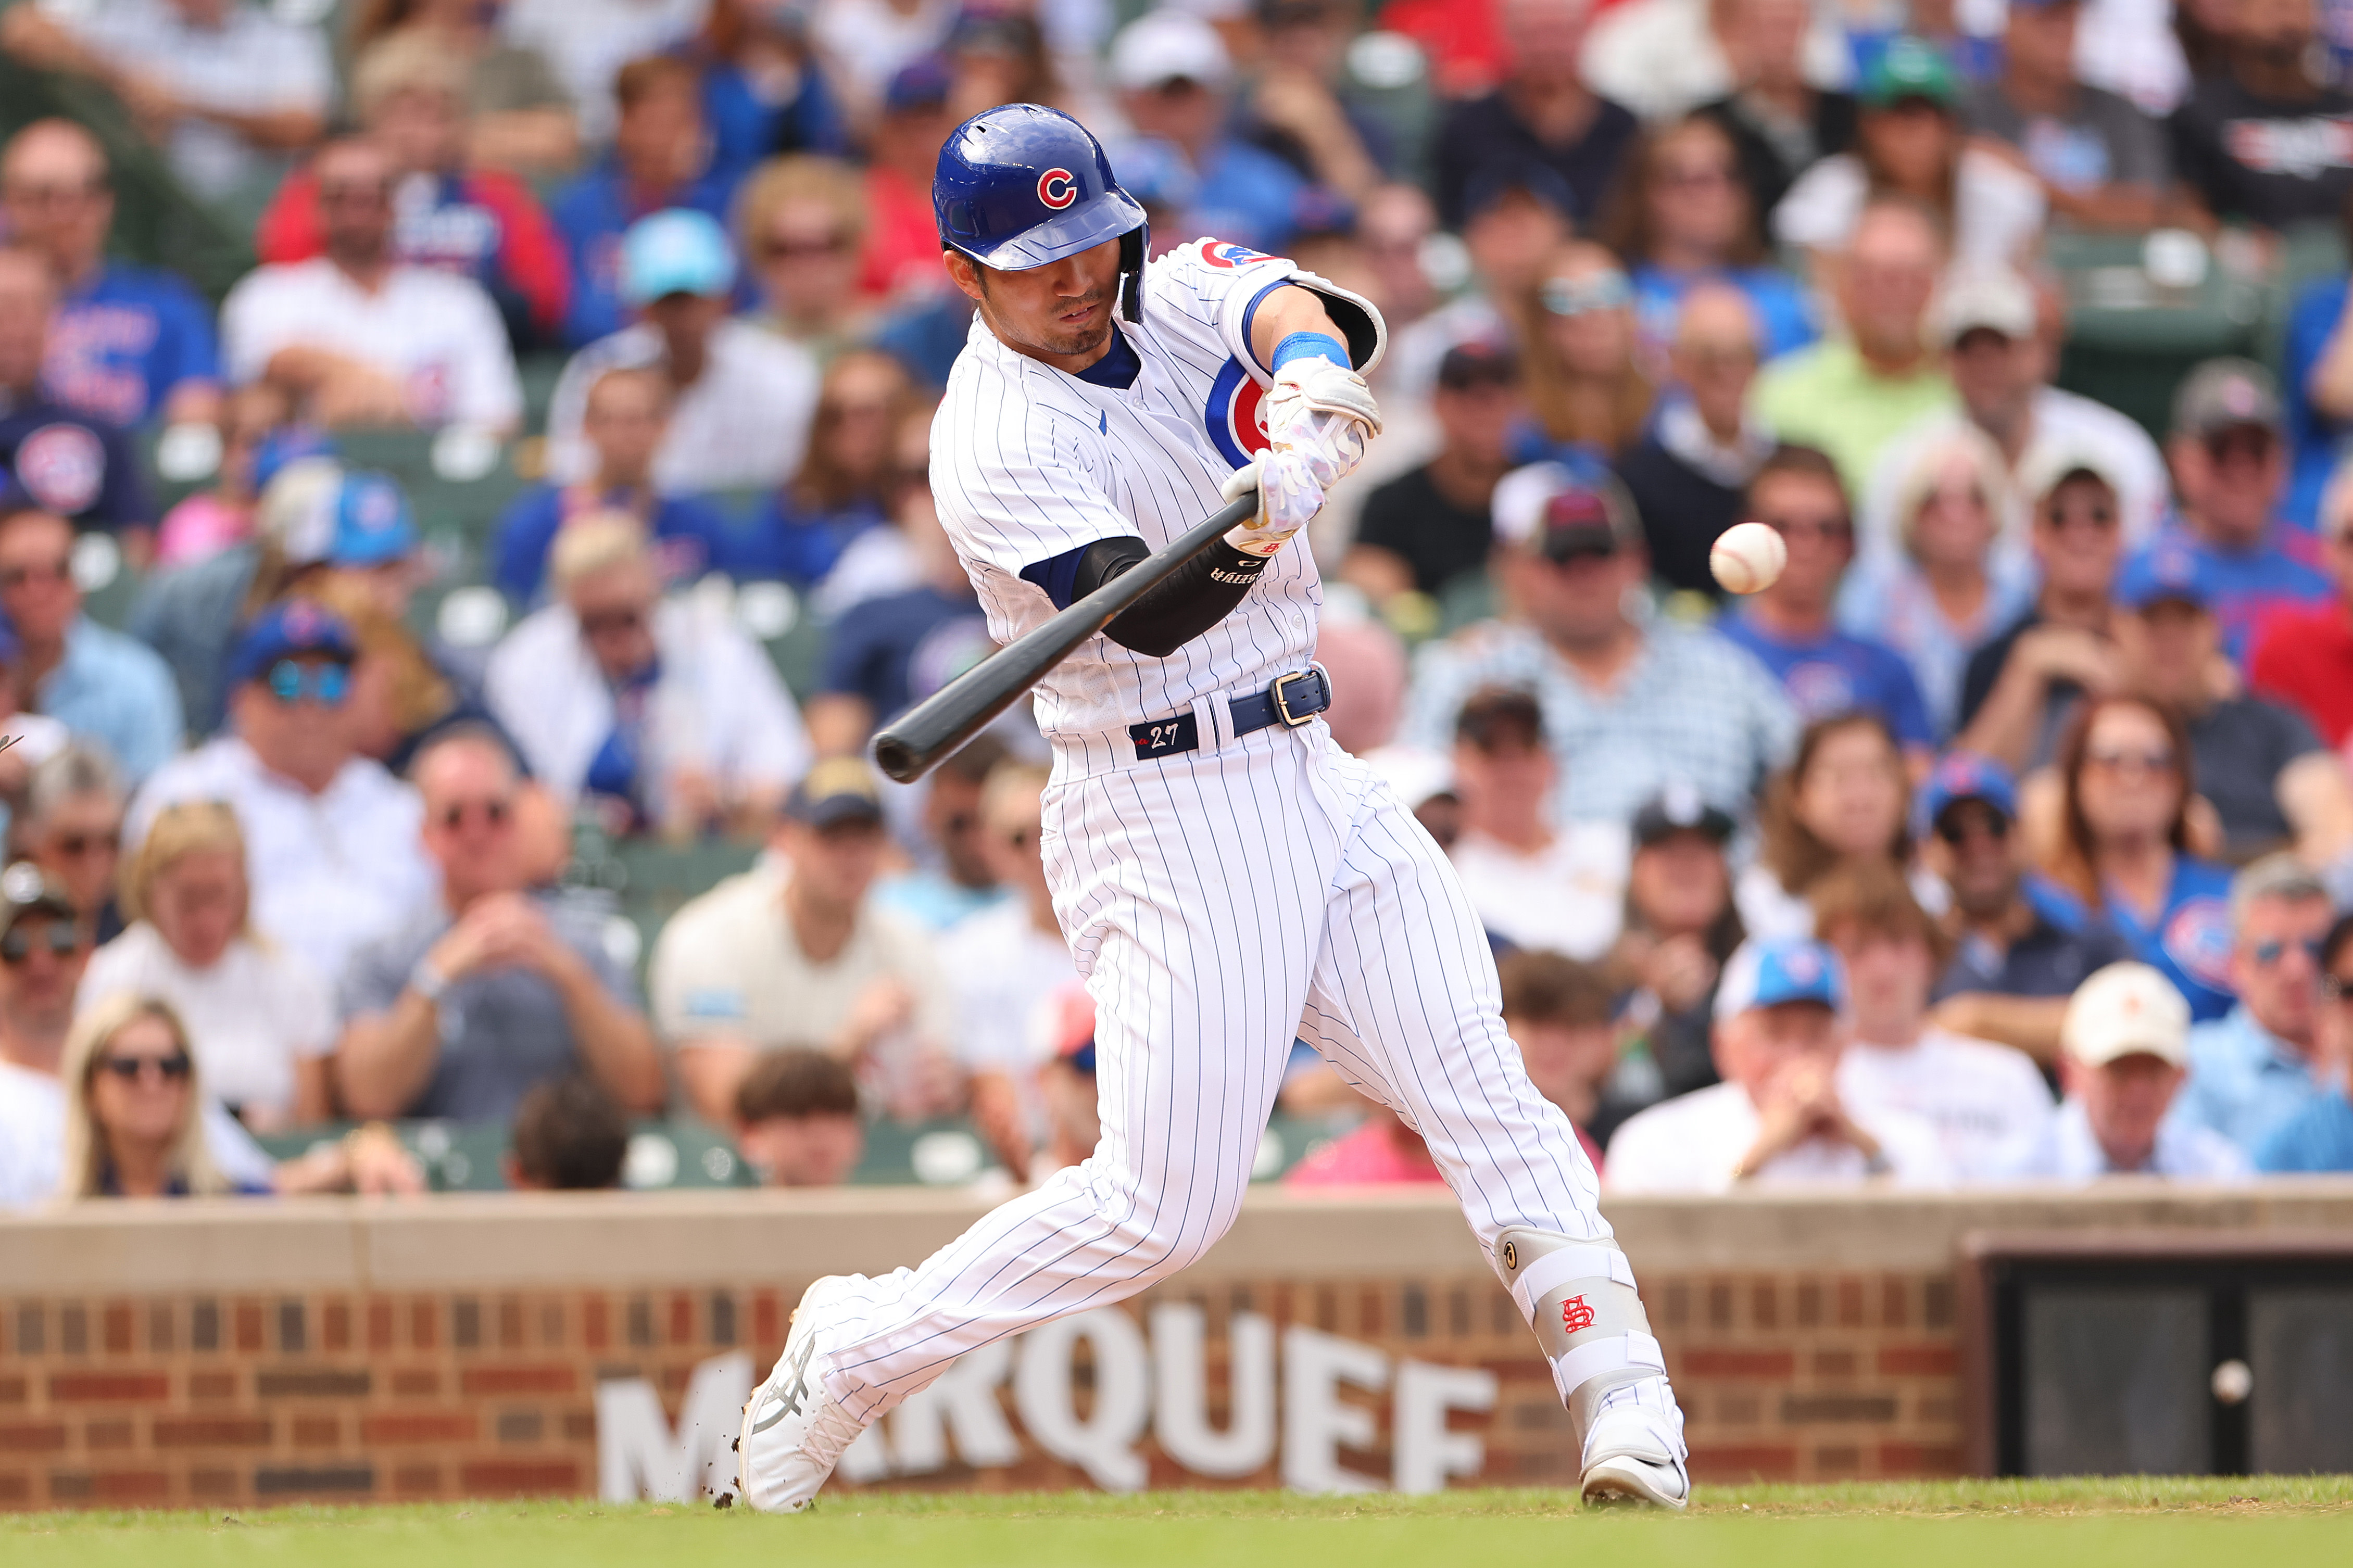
[953,187,1149,272]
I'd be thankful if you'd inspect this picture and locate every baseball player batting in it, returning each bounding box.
[738,104,1689,1510]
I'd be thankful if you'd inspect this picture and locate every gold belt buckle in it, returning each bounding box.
[1270,664,1327,728]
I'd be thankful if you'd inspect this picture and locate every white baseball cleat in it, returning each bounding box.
[736,1276,866,1513]
[1578,1402,1691,1510]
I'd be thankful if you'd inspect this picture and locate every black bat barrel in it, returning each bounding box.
[872,492,1258,782]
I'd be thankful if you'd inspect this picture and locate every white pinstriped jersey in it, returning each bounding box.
[929,238,1368,742]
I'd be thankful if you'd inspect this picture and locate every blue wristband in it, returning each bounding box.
[1270,331,1348,372]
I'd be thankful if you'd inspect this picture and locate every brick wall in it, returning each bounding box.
[0,1264,1960,1508]
[7,1184,2345,1510]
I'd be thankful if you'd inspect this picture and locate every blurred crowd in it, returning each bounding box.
[3,0,2353,1207]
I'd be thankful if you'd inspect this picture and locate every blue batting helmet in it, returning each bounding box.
[934,103,1148,319]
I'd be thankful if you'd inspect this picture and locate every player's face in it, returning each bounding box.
[948,239,1122,369]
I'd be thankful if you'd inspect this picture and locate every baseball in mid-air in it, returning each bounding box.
[1710,521,1788,595]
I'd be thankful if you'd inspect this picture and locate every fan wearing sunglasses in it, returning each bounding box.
[56,995,234,1198]
[2171,853,2342,1160]
[2254,912,2353,1172]
[123,600,436,987]
[2143,358,2331,665]
[23,744,128,947]
[1522,240,1653,458]
[337,727,663,1126]
[55,992,422,1200]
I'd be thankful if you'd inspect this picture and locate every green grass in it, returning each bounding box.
[4,1477,2348,1567]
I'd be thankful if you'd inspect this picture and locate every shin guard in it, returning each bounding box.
[1493,1229,1669,1456]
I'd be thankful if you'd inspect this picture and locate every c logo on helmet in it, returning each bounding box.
[1037,168,1078,209]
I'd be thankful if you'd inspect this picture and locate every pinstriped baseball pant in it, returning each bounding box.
[813,717,1621,1422]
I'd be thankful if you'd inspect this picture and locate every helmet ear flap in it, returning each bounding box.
[1119,224,1147,323]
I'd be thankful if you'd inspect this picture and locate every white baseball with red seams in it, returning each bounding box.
[738,238,1690,1512]
[1710,520,1789,595]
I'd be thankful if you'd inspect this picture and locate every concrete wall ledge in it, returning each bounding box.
[8,1180,2353,1294]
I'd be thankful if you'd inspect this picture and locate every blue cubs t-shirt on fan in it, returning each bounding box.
[2126,528,2331,664]
[2099,856,2238,1022]
[1718,612,1937,747]
[46,262,221,427]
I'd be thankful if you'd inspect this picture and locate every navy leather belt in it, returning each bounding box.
[1129,666,1332,760]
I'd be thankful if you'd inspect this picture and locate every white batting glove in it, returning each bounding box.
[1265,357,1381,487]
[1218,453,1320,558]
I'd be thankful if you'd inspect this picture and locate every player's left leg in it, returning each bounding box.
[1293,739,1689,1508]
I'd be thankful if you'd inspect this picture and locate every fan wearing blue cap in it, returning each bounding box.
[2111,541,2345,865]
[1606,935,1953,1192]
[127,597,436,982]
[543,206,820,497]
[1921,750,2131,1062]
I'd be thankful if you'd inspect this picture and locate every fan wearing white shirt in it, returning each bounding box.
[1605,935,1953,1193]
[221,136,521,433]
[127,602,434,989]
[486,513,812,837]
[543,209,819,496]
[2007,961,2250,1180]
[1446,686,1627,960]
[939,761,1077,1182]
[1812,859,2055,1182]
[1858,266,2168,564]
[77,800,334,1133]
